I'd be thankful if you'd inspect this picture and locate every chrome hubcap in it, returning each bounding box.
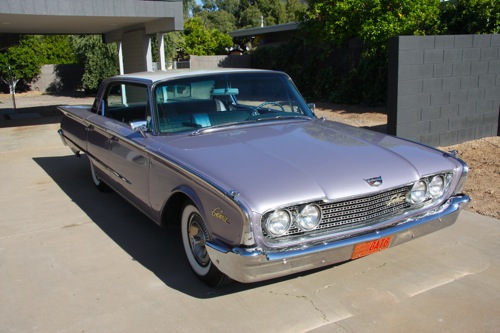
[188,214,209,267]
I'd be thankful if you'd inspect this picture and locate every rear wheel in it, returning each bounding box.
[181,202,231,287]
[89,157,109,192]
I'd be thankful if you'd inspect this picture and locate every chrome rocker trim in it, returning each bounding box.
[206,195,470,283]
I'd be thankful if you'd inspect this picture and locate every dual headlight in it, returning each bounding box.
[264,204,321,237]
[409,173,452,205]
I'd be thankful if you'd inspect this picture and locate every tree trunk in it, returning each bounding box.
[9,79,18,111]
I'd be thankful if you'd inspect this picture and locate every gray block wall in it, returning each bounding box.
[31,64,84,92]
[388,34,500,146]
[185,55,251,69]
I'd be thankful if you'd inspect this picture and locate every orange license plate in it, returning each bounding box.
[351,236,392,259]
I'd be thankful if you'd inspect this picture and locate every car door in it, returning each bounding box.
[86,87,118,187]
[86,120,114,187]
[106,83,151,215]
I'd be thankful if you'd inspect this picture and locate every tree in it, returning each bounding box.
[196,0,306,29]
[182,17,233,55]
[0,35,44,102]
[298,0,442,105]
[304,0,441,50]
[162,32,185,61]
[197,9,237,33]
[254,0,287,26]
[185,0,200,17]
[40,35,78,65]
[150,31,184,65]
[70,35,119,92]
[215,0,241,15]
[285,0,308,23]
[440,0,500,34]
[239,5,263,28]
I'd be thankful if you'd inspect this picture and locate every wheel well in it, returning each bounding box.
[161,192,190,229]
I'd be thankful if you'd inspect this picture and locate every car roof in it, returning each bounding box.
[113,68,281,85]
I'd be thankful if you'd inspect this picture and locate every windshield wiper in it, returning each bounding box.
[256,115,313,122]
[189,116,312,136]
[189,120,257,136]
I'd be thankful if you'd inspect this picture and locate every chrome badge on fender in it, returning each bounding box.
[212,207,230,224]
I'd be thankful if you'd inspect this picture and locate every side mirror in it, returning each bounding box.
[130,120,148,138]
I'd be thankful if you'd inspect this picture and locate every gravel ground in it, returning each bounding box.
[2,92,499,220]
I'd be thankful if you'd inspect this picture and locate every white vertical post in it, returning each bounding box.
[117,40,124,75]
[158,32,166,71]
[117,40,127,105]
[144,35,153,71]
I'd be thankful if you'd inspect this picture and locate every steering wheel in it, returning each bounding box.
[252,101,286,115]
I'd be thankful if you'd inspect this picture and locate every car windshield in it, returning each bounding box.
[153,72,313,134]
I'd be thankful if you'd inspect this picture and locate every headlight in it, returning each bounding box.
[296,205,321,231]
[410,180,427,204]
[429,175,445,198]
[264,210,291,236]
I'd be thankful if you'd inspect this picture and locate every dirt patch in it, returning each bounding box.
[314,103,388,131]
[439,137,500,219]
[0,91,94,114]
[315,103,500,220]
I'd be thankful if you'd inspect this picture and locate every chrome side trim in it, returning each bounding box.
[206,195,470,283]
[79,117,253,245]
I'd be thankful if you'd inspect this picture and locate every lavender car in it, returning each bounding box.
[58,69,470,286]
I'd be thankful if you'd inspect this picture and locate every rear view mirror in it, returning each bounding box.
[213,88,239,96]
[307,103,315,113]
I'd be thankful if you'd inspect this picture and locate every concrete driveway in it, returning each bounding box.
[1,118,499,333]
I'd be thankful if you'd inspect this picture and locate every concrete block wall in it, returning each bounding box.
[31,64,84,93]
[388,34,500,146]
[188,55,251,69]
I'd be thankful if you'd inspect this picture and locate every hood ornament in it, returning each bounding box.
[364,176,383,187]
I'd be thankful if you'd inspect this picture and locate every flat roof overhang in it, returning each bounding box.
[229,22,300,38]
[0,0,183,46]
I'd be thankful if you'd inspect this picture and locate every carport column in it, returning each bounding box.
[144,35,153,71]
[121,30,153,73]
[117,40,127,105]
[117,40,124,75]
[158,33,166,71]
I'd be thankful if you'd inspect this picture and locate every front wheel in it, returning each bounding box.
[181,202,231,287]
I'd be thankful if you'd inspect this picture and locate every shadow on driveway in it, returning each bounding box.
[33,154,303,297]
[0,106,63,128]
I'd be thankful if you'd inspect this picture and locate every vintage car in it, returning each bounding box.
[58,69,470,286]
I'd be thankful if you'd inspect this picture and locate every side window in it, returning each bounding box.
[103,83,149,124]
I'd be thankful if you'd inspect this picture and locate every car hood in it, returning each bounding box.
[154,119,456,213]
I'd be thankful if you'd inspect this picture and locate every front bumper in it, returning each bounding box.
[206,195,470,283]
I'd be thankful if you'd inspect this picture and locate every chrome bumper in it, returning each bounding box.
[57,128,68,146]
[206,195,470,283]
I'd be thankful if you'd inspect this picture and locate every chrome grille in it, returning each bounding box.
[263,186,412,239]
[317,186,411,231]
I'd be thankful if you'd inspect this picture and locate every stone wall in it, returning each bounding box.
[388,34,500,146]
[31,64,84,93]
[183,55,251,69]
[33,55,252,93]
